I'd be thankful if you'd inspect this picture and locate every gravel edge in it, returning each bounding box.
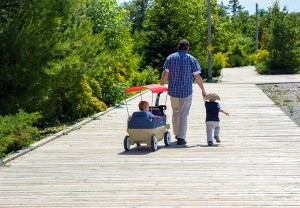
[257,82,300,127]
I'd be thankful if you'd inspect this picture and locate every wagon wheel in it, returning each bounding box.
[164,131,171,146]
[151,135,158,151]
[124,135,130,151]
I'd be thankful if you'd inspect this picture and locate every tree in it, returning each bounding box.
[0,0,142,125]
[0,0,63,115]
[139,0,209,73]
[226,0,244,16]
[263,1,299,74]
[122,0,149,34]
[218,1,229,17]
[88,0,142,106]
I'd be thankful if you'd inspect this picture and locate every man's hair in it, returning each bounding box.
[139,101,149,111]
[177,39,189,51]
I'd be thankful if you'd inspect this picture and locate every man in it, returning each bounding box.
[160,39,207,145]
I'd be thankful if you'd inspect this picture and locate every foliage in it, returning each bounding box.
[102,82,127,107]
[132,0,234,77]
[226,0,245,16]
[212,52,229,76]
[255,61,270,74]
[88,0,145,106]
[130,65,160,87]
[227,40,251,67]
[261,1,300,74]
[137,0,207,73]
[0,0,143,125]
[253,49,269,65]
[121,0,149,33]
[144,65,160,84]
[0,110,41,158]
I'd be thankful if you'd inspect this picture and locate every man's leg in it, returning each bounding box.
[177,95,193,139]
[170,96,180,138]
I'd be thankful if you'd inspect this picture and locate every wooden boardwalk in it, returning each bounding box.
[1,66,300,207]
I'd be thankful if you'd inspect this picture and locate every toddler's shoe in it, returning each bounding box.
[214,136,221,143]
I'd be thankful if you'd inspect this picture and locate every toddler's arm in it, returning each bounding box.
[219,108,229,116]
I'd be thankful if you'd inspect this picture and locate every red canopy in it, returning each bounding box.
[125,84,168,93]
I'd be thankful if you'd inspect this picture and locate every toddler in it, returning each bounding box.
[204,93,229,146]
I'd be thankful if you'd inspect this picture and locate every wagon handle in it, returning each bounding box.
[124,92,130,118]
[155,92,162,106]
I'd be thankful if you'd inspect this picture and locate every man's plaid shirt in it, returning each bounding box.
[163,50,201,98]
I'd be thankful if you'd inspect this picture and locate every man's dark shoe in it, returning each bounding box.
[177,138,187,145]
[208,141,214,146]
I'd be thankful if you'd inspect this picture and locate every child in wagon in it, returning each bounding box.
[204,93,229,146]
[138,101,160,119]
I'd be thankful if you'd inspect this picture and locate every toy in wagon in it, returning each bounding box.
[123,84,171,152]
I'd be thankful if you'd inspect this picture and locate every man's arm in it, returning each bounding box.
[160,70,169,85]
[194,74,207,97]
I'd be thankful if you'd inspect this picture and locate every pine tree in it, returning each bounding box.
[226,0,244,16]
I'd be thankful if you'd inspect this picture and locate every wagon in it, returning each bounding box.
[123,84,171,151]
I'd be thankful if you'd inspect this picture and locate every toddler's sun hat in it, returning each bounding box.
[204,93,220,101]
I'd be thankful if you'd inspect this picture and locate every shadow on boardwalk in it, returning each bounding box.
[1,66,300,207]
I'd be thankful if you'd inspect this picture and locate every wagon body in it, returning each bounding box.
[123,84,171,151]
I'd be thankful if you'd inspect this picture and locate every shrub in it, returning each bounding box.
[227,42,252,67]
[144,66,159,85]
[228,54,245,67]
[129,66,160,87]
[255,61,270,74]
[199,56,208,79]
[253,49,270,65]
[42,69,107,125]
[294,66,300,74]
[0,110,41,158]
[130,70,147,87]
[102,82,127,107]
[212,52,229,77]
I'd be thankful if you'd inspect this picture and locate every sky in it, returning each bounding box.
[218,0,300,14]
[117,0,300,15]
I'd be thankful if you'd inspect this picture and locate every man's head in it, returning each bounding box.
[177,39,189,51]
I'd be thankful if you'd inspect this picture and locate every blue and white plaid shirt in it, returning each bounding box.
[163,50,201,98]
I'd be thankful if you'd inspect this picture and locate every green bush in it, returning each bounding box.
[294,66,300,74]
[227,42,252,67]
[102,82,127,107]
[144,66,159,85]
[253,49,270,65]
[129,66,160,87]
[0,110,41,158]
[130,70,147,87]
[228,54,252,67]
[212,52,228,77]
[41,68,107,125]
[199,56,208,79]
[255,61,270,74]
